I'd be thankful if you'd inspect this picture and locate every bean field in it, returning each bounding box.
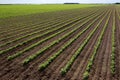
[0,5,120,80]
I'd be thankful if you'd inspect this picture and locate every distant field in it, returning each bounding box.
[0,5,120,80]
[0,4,99,18]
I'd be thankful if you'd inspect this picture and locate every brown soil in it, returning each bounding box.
[114,8,120,80]
[0,6,119,80]
[88,7,113,80]
[0,8,101,80]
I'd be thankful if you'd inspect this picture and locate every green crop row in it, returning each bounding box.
[60,9,107,75]
[7,17,83,60]
[83,10,111,80]
[22,10,103,65]
[0,15,81,53]
[0,13,79,42]
[0,16,75,46]
[111,10,115,74]
[0,11,79,37]
[0,8,98,39]
[0,7,95,34]
[38,9,105,71]
[0,17,65,41]
[0,9,100,55]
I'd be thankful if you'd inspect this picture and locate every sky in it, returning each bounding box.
[0,0,119,4]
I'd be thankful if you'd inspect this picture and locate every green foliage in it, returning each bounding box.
[83,11,111,79]
[60,10,105,75]
[22,40,57,65]
[1,16,78,55]
[0,4,98,18]
[23,11,101,65]
[83,72,89,80]
[0,18,63,42]
[111,11,115,74]
[38,10,105,71]
[7,14,89,60]
[1,9,97,57]
[39,39,74,71]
